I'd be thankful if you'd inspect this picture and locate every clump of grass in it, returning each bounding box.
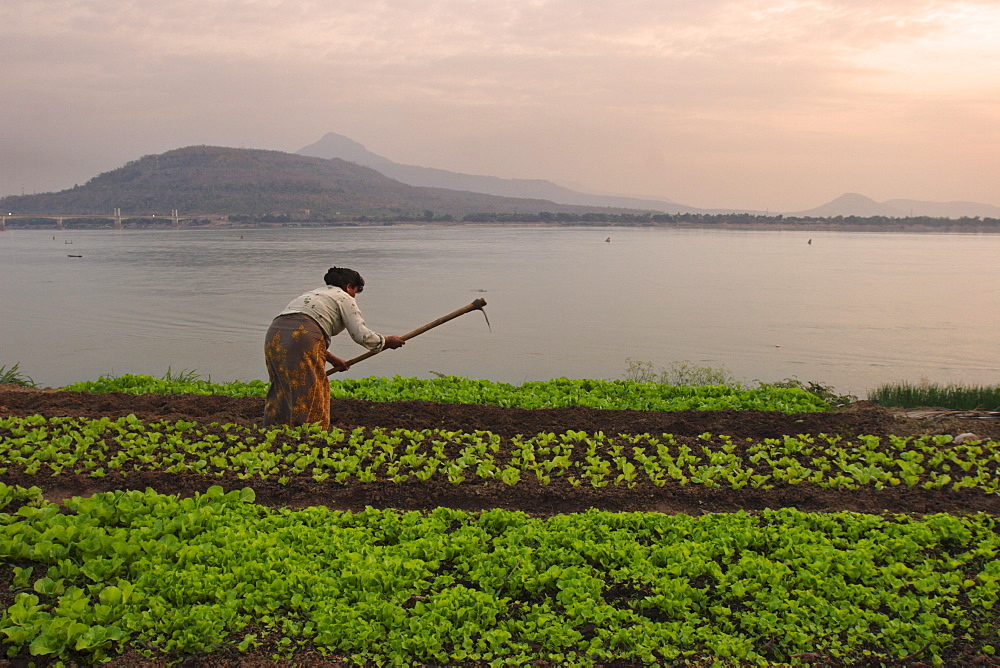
[868,381,1000,411]
[160,367,207,383]
[623,358,740,387]
[0,363,36,388]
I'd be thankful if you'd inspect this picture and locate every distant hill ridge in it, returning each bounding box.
[2,137,997,220]
[791,193,1000,219]
[298,133,1000,219]
[0,146,621,217]
[297,132,711,213]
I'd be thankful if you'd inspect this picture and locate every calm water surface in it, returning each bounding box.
[1,225,997,396]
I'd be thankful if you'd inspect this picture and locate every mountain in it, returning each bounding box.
[300,133,1000,219]
[297,132,706,213]
[881,199,1000,219]
[0,146,625,218]
[6,139,995,221]
[791,193,1000,219]
[791,193,905,218]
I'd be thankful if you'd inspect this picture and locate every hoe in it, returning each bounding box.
[326,298,489,375]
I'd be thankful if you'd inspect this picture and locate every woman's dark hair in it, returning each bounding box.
[324,267,365,292]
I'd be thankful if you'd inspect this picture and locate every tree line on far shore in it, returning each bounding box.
[5,210,999,229]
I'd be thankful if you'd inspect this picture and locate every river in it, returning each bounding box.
[1,225,997,397]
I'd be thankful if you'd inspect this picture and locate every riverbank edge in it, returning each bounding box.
[5,219,1000,233]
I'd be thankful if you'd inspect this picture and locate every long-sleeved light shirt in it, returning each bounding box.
[278,286,386,352]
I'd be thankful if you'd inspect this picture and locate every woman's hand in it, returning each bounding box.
[325,352,351,373]
[383,336,406,350]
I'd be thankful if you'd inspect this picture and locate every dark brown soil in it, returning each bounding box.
[3,387,999,517]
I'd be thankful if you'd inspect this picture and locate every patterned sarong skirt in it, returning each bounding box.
[263,313,331,429]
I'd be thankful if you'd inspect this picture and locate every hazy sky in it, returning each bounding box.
[3,0,998,211]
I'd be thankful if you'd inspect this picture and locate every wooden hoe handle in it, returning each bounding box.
[327,298,488,374]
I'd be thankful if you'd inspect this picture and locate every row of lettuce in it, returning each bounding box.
[1,484,997,665]
[2,415,999,494]
[60,374,833,412]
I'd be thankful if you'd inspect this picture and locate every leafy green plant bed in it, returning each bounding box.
[1,483,997,666]
[59,374,832,413]
[3,384,1000,665]
[2,415,998,496]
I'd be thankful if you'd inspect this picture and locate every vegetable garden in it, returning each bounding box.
[1,377,999,666]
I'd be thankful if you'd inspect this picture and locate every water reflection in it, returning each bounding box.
[1,225,998,395]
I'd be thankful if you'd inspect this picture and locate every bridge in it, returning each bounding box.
[0,209,205,231]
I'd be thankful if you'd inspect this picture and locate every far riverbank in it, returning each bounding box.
[4,217,1000,233]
